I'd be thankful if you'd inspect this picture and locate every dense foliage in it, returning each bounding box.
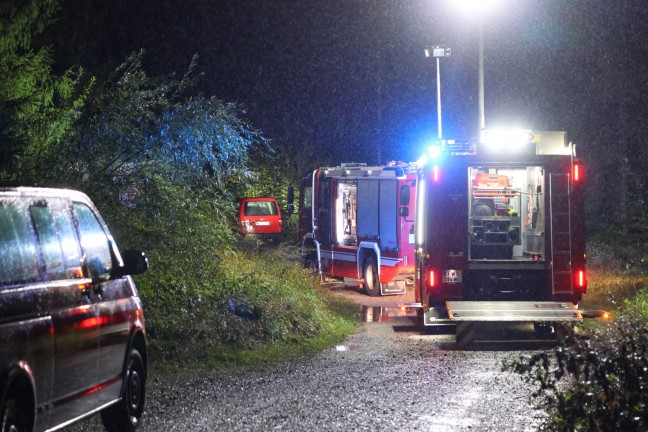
[0,0,83,173]
[1,0,354,366]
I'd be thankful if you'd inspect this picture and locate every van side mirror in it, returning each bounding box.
[115,250,149,277]
[286,203,295,216]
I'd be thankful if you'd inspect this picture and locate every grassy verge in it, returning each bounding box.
[138,242,358,372]
[580,268,645,313]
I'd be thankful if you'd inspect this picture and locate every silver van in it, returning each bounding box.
[0,187,148,432]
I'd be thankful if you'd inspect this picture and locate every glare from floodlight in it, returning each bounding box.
[480,128,534,149]
[453,0,503,15]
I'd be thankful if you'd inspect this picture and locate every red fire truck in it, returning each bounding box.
[413,130,590,339]
[297,163,416,296]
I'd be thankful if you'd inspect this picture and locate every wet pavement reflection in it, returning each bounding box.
[358,304,563,350]
[358,305,419,323]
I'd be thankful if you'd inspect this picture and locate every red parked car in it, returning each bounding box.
[237,197,283,241]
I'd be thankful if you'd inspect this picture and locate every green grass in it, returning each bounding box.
[139,243,359,372]
[580,268,645,312]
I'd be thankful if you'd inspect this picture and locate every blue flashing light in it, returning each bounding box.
[417,139,450,167]
[428,145,442,159]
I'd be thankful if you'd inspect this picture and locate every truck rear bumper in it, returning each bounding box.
[423,300,582,326]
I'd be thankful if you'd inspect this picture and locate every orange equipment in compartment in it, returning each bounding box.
[472,173,510,188]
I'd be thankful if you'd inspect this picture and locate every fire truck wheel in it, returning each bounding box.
[533,322,555,339]
[363,257,381,297]
[305,255,318,275]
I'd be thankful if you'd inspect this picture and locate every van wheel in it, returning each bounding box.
[101,349,146,432]
[364,257,381,297]
[1,399,29,432]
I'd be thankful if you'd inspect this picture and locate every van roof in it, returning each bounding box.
[0,187,90,201]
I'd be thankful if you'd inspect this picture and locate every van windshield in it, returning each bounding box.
[244,201,278,216]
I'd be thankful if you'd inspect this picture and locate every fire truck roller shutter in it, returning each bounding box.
[379,180,398,250]
[356,180,379,239]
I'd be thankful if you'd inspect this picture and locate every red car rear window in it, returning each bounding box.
[244,201,278,216]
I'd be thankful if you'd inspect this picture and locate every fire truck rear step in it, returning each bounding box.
[417,301,582,326]
[445,301,582,322]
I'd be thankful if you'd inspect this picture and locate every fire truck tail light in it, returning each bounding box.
[577,269,586,289]
[433,166,440,182]
[427,269,436,288]
[573,163,582,182]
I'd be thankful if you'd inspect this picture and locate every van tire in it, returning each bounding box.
[1,398,29,432]
[364,256,381,297]
[101,349,146,432]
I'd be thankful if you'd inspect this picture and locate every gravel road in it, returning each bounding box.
[70,283,548,431]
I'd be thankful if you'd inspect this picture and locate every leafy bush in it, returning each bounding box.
[505,290,648,432]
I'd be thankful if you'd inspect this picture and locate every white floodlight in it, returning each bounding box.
[480,128,534,149]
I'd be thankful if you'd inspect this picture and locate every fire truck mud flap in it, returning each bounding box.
[380,280,406,296]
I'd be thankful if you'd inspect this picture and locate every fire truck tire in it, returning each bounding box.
[533,322,555,339]
[305,255,318,275]
[302,243,318,275]
[363,256,381,297]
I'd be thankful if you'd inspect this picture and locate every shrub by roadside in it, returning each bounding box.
[504,261,648,431]
[505,310,648,431]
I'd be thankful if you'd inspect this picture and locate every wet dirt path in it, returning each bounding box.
[69,281,548,431]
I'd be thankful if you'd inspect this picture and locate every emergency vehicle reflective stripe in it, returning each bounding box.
[319,250,404,266]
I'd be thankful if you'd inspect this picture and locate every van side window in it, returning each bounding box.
[54,206,84,278]
[0,204,39,284]
[73,203,112,279]
[30,203,83,280]
[31,204,65,279]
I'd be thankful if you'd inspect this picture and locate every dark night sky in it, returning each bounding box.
[48,0,648,167]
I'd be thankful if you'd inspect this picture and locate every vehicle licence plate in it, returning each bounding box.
[255,221,270,226]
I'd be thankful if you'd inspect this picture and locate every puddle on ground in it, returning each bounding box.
[358,305,419,322]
